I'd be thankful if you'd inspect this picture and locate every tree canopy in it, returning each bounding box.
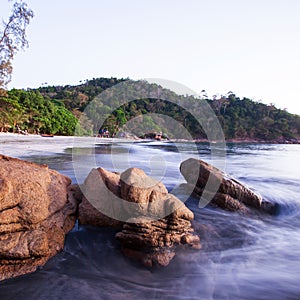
[0,89,77,135]
[1,77,300,141]
[34,78,300,141]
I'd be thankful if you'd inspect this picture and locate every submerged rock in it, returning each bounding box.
[180,158,274,213]
[0,155,77,281]
[79,167,200,266]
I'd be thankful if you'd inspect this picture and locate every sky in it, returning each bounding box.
[2,0,300,115]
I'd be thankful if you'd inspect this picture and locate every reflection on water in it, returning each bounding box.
[19,154,76,183]
[1,140,300,299]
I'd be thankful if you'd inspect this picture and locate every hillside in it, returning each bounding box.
[0,77,299,142]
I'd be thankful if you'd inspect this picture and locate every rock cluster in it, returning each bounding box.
[79,167,201,266]
[0,155,77,281]
[180,158,275,214]
[0,154,276,280]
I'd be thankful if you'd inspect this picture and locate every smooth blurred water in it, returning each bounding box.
[0,136,300,300]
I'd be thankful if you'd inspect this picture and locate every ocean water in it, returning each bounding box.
[0,135,300,300]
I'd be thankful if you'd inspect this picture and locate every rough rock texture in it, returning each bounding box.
[116,215,201,267]
[0,155,77,281]
[78,167,200,266]
[180,158,275,213]
[78,168,124,228]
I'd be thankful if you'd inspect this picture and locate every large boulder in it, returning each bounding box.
[78,167,200,266]
[180,158,275,213]
[78,168,124,228]
[0,155,77,281]
[78,167,190,224]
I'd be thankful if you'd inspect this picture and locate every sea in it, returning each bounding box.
[0,134,300,300]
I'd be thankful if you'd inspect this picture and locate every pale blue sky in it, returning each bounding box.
[2,0,300,115]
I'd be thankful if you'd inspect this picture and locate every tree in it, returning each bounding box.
[0,1,34,92]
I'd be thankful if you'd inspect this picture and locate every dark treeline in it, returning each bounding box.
[1,77,299,142]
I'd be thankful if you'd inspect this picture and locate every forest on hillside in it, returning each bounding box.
[0,77,299,142]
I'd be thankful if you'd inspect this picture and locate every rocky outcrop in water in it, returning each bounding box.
[0,155,77,281]
[1,154,277,280]
[180,158,275,214]
[78,167,201,266]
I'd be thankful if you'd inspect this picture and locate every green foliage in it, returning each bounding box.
[37,77,127,111]
[212,94,300,141]
[0,89,78,135]
[2,77,299,142]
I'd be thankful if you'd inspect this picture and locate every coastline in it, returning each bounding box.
[225,137,300,144]
[0,132,299,144]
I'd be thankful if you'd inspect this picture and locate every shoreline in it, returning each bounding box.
[0,132,299,144]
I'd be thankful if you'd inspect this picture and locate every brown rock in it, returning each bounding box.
[116,216,200,267]
[180,158,264,213]
[0,230,49,259]
[79,166,200,267]
[78,196,123,228]
[117,168,199,267]
[120,167,168,203]
[120,168,168,218]
[78,168,125,226]
[120,247,176,268]
[191,185,250,214]
[78,167,171,224]
[164,194,194,220]
[99,167,121,197]
[0,155,78,281]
